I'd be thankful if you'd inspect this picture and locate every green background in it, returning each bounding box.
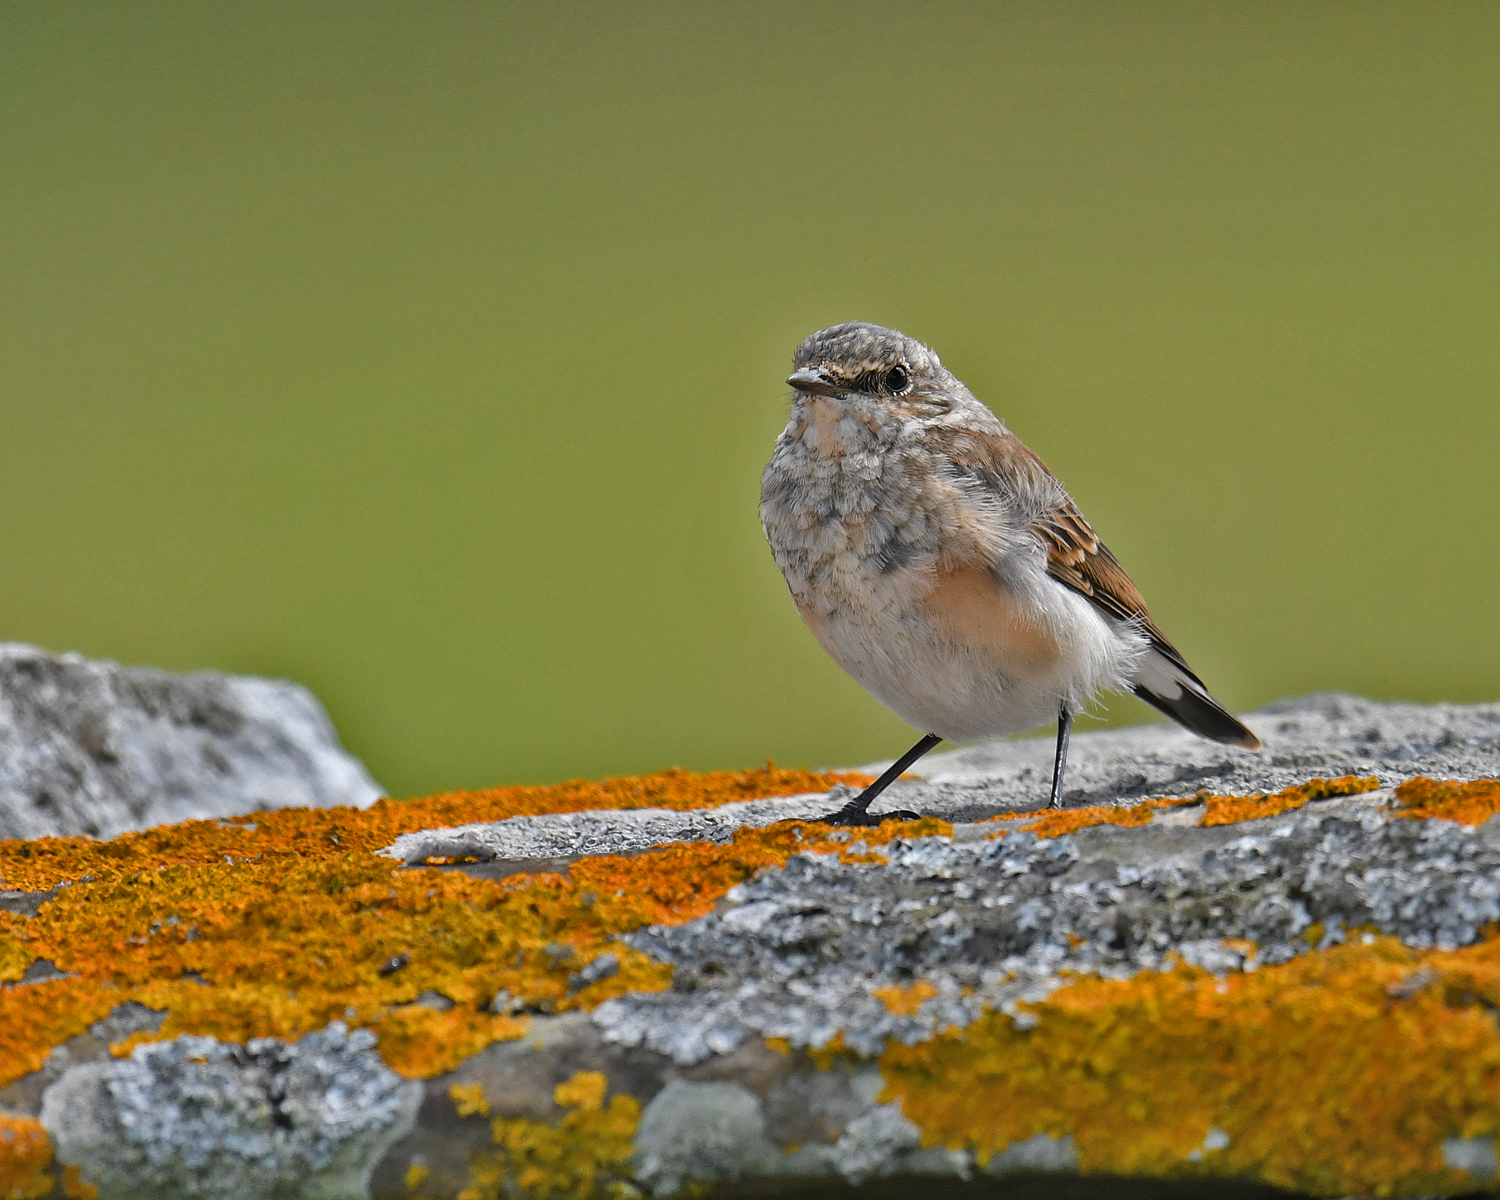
[3,3,1496,798]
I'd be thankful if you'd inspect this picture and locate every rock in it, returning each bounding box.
[591,786,1500,1061]
[0,1002,166,1120]
[892,690,1500,817]
[383,693,1500,866]
[40,1023,420,1200]
[0,643,383,840]
[4,694,1500,1199]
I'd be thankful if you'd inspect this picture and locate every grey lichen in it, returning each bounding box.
[594,793,1500,1064]
[1443,1136,1499,1182]
[632,1081,783,1196]
[40,1022,420,1200]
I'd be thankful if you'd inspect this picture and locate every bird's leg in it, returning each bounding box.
[1048,703,1074,809]
[817,733,942,826]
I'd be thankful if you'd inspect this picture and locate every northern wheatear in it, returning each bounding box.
[761,322,1260,825]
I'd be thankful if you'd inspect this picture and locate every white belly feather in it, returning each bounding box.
[762,398,1145,742]
[796,551,1145,741]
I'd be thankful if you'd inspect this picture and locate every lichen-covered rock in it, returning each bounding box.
[0,643,382,839]
[592,787,1500,1062]
[894,690,1500,816]
[40,1023,419,1200]
[3,695,1500,1198]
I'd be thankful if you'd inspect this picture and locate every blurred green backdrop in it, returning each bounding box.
[2,3,1496,797]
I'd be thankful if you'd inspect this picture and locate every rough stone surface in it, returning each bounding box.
[889,691,1500,818]
[357,694,1500,1198]
[0,1001,165,1119]
[0,643,383,840]
[9,692,1500,1199]
[633,1080,783,1193]
[386,693,1498,867]
[383,793,845,868]
[40,1023,420,1200]
[369,1011,1065,1199]
[591,790,1500,1062]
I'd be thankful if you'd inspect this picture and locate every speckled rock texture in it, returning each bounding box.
[885,690,1500,817]
[371,778,1500,1199]
[386,692,1498,866]
[367,696,1500,1199]
[0,643,382,840]
[6,694,1500,1200]
[40,1023,419,1200]
[594,788,1497,1061]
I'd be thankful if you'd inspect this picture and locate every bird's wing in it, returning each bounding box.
[941,427,1261,749]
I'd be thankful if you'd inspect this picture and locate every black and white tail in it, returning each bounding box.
[1132,647,1261,749]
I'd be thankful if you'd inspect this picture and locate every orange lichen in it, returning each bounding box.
[58,1165,97,1200]
[0,1115,52,1200]
[0,980,123,1085]
[881,934,1500,1197]
[0,764,870,895]
[985,796,1187,838]
[0,767,927,1085]
[1394,777,1500,826]
[1197,775,1380,826]
[983,775,1383,839]
[0,927,31,987]
[874,980,939,1017]
[449,1082,491,1119]
[462,1071,640,1200]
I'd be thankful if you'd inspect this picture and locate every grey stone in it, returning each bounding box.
[14,957,71,985]
[0,1001,166,1119]
[570,951,620,991]
[632,1080,783,1196]
[383,695,1499,869]
[1443,1136,1498,1181]
[591,789,1500,1062]
[888,692,1500,817]
[985,1132,1080,1174]
[40,1023,420,1200]
[0,884,63,918]
[0,643,382,842]
[382,793,846,868]
[827,1101,969,1184]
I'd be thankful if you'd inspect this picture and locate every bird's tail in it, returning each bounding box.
[1131,647,1261,749]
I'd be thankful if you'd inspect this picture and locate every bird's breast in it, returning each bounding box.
[761,412,944,615]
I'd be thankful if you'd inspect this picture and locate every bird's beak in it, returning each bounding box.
[786,367,843,397]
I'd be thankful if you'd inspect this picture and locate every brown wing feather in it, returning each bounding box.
[940,427,1196,676]
[935,423,1259,748]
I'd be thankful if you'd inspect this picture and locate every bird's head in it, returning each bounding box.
[787,322,958,416]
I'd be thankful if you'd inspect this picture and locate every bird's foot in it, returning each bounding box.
[813,786,921,827]
[814,804,923,827]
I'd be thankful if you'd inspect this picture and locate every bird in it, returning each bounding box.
[760,322,1260,826]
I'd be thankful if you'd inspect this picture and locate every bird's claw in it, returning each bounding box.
[814,806,923,828]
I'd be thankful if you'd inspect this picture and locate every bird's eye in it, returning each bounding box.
[885,366,910,393]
